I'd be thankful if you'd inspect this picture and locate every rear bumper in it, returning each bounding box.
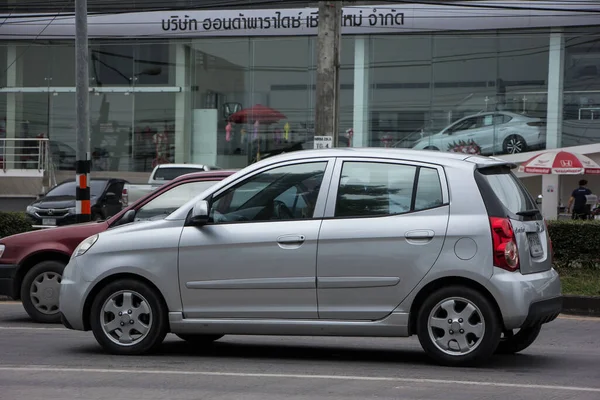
[487,267,562,330]
[0,264,18,298]
[521,296,562,329]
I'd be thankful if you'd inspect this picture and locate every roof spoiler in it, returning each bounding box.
[464,156,518,170]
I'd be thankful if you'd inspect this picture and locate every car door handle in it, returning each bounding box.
[405,230,435,244]
[277,235,306,245]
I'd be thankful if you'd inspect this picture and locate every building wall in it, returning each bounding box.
[1,7,599,194]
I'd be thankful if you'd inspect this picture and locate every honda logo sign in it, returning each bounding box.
[560,160,573,167]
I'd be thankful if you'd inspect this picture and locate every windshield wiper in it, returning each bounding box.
[516,209,541,217]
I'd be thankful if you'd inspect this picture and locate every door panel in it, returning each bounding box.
[316,159,450,320]
[178,159,334,319]
[178,220,322,319]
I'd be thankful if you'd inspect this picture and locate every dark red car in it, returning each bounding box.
[0,170,236,323]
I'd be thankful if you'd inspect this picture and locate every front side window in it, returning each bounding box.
[135,180,219,221]
[447,117,479,134]
[210,162,327,223]
[335,162,444,218]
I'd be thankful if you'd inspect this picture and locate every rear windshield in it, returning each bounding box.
[477,168,537,215]
[153,167,205,181]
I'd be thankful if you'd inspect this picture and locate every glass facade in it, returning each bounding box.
[1,25,599,176]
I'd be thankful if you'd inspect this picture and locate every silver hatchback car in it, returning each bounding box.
[59,148,561,367]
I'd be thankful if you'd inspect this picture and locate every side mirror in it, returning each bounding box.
[190,200,210,226]
[122,209,136,224]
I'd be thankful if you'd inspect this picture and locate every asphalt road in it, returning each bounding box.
[1,302,599,400]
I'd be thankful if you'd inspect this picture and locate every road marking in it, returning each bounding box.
[0,326,66,331]
[558,315,600,321]
[0,301,21,305]
[0,366,599,393]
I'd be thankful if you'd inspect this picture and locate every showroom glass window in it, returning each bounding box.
[369,30,550,157]
[562,26,600,149]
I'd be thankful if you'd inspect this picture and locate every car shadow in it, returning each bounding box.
[70,336,559,370]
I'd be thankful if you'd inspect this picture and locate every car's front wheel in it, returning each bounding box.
[20,260,66,323]
[416,286,501,367]
[495,325,542,354]
[90,279,168,355]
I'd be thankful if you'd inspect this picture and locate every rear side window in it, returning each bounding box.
[334,161,444,218]
[476,167,537,216]
[153,167,205,181]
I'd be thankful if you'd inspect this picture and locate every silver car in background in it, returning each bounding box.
[412,111,546,155]
[59,148,561,367]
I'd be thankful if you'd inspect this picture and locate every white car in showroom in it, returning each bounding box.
[412,111,546,155]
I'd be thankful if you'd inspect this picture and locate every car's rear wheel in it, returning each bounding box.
[20,260,66,324]
[176,334,224,345]
[416,286,501,367]
[503,135,527,154]
[495,325,542,354]
[90,279,168,355]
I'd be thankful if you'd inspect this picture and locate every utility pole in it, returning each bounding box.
[315,1,342,147]
[75,0,91,223]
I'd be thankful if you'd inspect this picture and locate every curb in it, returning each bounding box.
[1,295,600,316]
[561,295,600,317]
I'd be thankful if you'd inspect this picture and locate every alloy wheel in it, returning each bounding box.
[427,297,486,356]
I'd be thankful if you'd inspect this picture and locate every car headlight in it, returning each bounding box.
[67,207,76,214]
[26,206,38,214]
[0,244,5,259]
[72,234,99,258]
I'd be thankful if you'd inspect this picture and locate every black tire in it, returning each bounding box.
[90,279,168,355]
[20,260,66,324]
[176,334,224,345]
[502,134,527,154]
[416,285,502,367]
[495,325,542,355]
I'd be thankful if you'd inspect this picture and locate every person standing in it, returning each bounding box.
[568,179,593,220]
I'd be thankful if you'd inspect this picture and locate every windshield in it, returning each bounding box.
[46,181,106,198]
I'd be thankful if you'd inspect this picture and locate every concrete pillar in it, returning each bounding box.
[174,43,190,163]
[352,36,370,147]
[541,29,565,220]
[546,28,565,150]
[5,45,19,168]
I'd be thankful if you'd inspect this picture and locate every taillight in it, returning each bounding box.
[121,188,128,207]
[490,217,520,272]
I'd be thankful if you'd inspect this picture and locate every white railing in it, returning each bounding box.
[0,137,49,173]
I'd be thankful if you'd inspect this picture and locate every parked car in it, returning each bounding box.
[58,148,561,367]
[26,178,127,228]
[412,111,546,155]
[0,170,236,323]
[122,163,221,206]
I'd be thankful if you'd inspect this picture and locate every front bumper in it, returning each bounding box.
[59,257,91,331]
[488,267,562,330]
[0,264,18,298]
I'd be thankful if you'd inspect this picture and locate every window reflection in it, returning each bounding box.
[376,31,550,156]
